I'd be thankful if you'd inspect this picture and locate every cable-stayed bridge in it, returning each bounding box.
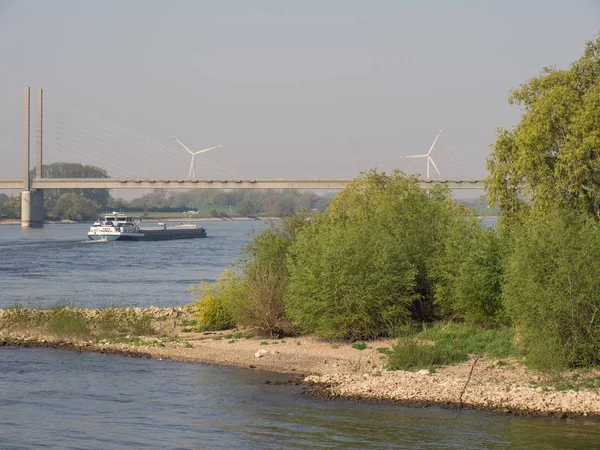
[0,88,485,226]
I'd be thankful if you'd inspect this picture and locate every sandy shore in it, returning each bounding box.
[2,307,600,418]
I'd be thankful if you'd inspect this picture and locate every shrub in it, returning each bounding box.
[503,207,600,371]
[312,170,472,322]
[190,269,239,331]
[227,214,308,337]
[433,220,507,327]
[286,221,417,339]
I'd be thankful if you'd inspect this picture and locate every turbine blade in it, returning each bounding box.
[427,129,442,156]
[172,135,194,155]
[401,154,428,158]
[429,156,441,176]
[194,144,223,155]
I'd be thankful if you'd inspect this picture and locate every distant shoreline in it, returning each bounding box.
[0,217,279,225]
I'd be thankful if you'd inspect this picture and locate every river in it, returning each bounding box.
[0,221,268,309]
[1,221,600,448]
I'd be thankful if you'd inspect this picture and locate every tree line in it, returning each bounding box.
[0,162,333,220]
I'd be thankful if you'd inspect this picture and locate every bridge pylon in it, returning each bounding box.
[21,87,44,227]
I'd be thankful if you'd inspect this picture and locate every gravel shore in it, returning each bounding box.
[2,307,600,418]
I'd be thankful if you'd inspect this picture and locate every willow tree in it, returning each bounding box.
[486,36,600,224]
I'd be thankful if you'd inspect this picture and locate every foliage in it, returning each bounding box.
[486,36,600,225]
[387,339,466,371]
[36,162,110,208]
[232,215,309,337]
[0,195,22,219]
[387,322,516,371]
[285,170,475,339]
[433,217,507,326]
[502,206,600,371]
[50,192,101,221]
[123,188,323,218]
[190,269,238,331]
[286,221,417,339]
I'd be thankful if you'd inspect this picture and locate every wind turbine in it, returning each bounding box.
[400,130,442,180]
[172,135,222,179]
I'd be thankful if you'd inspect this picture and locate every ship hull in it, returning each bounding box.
[88,229,207,241]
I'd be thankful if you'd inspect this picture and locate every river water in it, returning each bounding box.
[1,221,600,448]
[0,221,268,309]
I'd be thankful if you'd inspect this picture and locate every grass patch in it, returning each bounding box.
[387,323,517,372]
[94,307,155,337]
[223,331,252,340]
[351,342,367,350]
[260,341,269,345]
[1,301,156,340]
[46,303,90,338]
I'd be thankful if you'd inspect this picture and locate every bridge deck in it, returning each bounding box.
[0,178,485,190]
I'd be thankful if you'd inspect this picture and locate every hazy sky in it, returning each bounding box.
[0,0,598,182]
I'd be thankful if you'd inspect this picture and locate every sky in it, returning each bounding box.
[0,0,598,185]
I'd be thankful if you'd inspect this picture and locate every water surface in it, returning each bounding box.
[0,221,266,308]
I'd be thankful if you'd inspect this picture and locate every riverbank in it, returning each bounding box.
[1,306,599,419]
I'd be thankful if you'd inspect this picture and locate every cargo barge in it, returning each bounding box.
[87,213,207,241]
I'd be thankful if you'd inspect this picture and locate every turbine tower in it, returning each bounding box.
[400,130,442,180]
[172,135,222,179]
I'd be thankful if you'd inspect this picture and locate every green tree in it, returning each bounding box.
[34,162,110,208]
[286,220,417,340]
[486,36,600,225]
[503,206,600,370]
[432,218,507,327]
[227,214,309,337]
[0,195,21,219]
[285,170,474,338]
[50,193,100,221]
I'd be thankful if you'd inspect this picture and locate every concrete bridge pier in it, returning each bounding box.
[21,87,44,227]
[21,190,44,227]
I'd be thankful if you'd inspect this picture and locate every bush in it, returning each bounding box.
[286,221,417,339]
[433,219,507,327]
[503,207,600,371]
[285,170,479,339]
[190,269,239,331]
[232,215,308,337]
[315,170,472,322]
